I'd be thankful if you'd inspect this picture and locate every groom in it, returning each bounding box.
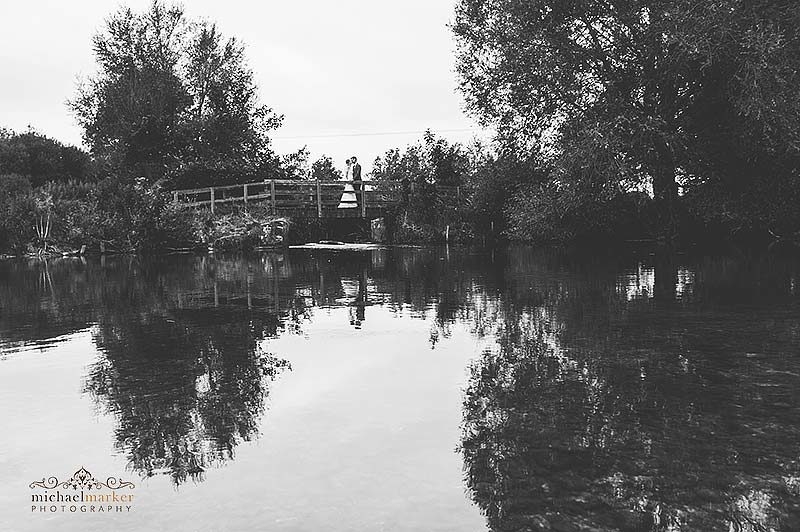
[351,156,362,209]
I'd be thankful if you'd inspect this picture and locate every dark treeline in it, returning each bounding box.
[449,0,800,246]
[369,1,800,246]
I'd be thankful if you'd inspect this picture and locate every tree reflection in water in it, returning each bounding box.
[461,250,800,531]
[86,309,290,485]
[75,248,485,486]
[79,255,302,485]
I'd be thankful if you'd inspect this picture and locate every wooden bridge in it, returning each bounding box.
[172,180,462,218]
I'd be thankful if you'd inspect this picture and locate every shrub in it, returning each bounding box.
[0,175,201,254]
[0,174,36,253]
[506,182,654,243]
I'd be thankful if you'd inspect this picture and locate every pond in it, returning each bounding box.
[1,246,799,531]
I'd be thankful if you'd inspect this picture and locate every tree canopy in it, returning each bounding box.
[310,155,343,181]
[0,128,91,186]
[453,0,800,239]
[71,0,282,187]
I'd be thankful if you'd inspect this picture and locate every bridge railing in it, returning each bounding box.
[173,180,407,217]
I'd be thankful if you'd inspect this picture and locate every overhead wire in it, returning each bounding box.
[273,127,488,140]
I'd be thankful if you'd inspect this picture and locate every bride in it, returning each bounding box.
[338,158,358,209]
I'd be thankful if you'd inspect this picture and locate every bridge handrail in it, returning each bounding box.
[175,179,403,191]
[171,179,464,217]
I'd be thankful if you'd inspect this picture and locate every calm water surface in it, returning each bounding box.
[1,247,799,531]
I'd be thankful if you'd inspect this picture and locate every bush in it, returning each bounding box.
[0,175,201,255]
[683,164,800,244]
[0,174,36,253]
[0,129,93,187]
[506,183,655,243]
[89,177,199,251]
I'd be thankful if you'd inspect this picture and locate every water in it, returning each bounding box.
[1,247,799,531]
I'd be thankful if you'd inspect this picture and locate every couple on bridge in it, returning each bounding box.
[337,156,362,209]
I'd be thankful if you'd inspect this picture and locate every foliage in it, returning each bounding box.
[310,155,343,181]
[0,174,36,253]
[0,176,199,254]
[275,146,311,180]
[87,176,198,251]
[464,149,538,238]
[371,131,473,241]
[507,183,655,242]
[0,128,92,187]
[70,0,282,187]
[453,0,800,241]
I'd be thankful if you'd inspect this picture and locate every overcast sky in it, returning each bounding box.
[0,0,489,172]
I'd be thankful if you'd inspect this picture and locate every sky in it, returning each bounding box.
[0,0,490,173]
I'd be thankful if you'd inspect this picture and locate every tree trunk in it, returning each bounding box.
[645,12,680,241]
[652,138,679,240]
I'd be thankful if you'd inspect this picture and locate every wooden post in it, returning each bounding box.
[273,268,279,312]
[270,180,276,214]
[360,182,366,218]
[246,272,252,309]
[173,191,178,203]
[316,181,322,218]
[209,187,215,214]
[243,184,248,205]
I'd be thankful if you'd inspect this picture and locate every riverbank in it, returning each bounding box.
[4,173,798,259]
[0,175,295,257]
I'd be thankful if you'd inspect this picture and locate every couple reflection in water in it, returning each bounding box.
[347,271,368,328]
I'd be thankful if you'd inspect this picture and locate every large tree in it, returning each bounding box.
[71,1,282,186]
[453,1,800,237]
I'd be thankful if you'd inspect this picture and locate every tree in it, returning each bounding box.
[453,1,800,238]
[310,155,343,181]
[371,131,472,240]
[277,146,311,180]
[0,128,92,186]
[71,1,282,185]
[179,22,283,187]
[371,131,470,188]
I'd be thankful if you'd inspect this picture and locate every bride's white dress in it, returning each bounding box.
[338,166,358,209]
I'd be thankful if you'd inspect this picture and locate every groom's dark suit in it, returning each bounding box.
[352,162,362,208]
